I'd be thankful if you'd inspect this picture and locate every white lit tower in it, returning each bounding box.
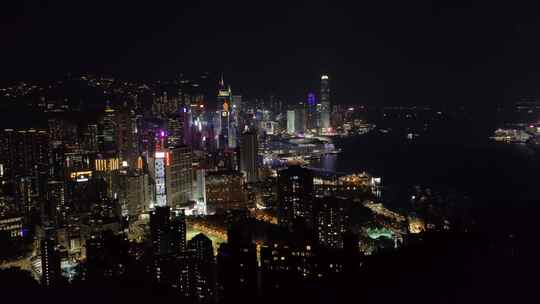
[320,75,331,132]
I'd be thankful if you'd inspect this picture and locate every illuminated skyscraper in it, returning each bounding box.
[295,103,306,134]
[154,150,168,207]
[306,93,318,131]
[171,209,187,253]
[82,124,99,151]
[44,180,66,226]
[180,103,192,146]
[231,95,242,121]
[150,206,175,256]
[174,250,197,297]
[40,230,61,287]
[166,145,193,208]
[194,168,207,214]
[153,143,192,209]
[287,110,296,135]
[99,104,117,152]
[220,107,230,150]
[315,196,350,249]
[116,107,139,168]
[217,74,235,150]
[277,165,314,228]
[0,128,48,180]
[205,170,245,210]
[150,206,188,286]
[229,95,242,149]
[320,75,331,131]
[167,114,185,149]
[117,171,151,218]
[240,130,259,183]
[188,233,215,302]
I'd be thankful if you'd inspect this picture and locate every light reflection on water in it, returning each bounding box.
[316,154,337,172]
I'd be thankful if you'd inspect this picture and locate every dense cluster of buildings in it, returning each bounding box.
[0,73,455,302]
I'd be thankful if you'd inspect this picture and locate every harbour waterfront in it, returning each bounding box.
[312,129,540,233]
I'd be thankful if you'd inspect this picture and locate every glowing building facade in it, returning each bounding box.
[154,151,167,207]
[287,110,296,135]
[319,75,331,131]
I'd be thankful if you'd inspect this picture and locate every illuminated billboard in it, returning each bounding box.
[155,151,167,207]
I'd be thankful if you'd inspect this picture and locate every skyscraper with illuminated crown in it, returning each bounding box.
[320,75,331,131]
[217,74,233,149]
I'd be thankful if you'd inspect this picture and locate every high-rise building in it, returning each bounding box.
[47,118,65,144]
[314,196,350,249]
[99,104,117,152]
[150,206,188,287]
[16,176,33,215]
[154,150,168,207]
[192,168,208,215]
[205,171,245,210]
[277,165,314,228]
[167,114,184,148]
[116,108,139,167]
[188,233,215,302]
[152,92,171,118]
[188,233,214,263]
[231,95,242,120]
[295,104,306,134]
[0,215,23,238]
[217,223,257,302]
[320,75,331,131]
[331,104,343,130]
[171,209,187,253]
[40,230,61,287]
[84,230,130,281]
[306,93,318,131]
[49,143,66,180]
[194,168,206,205]
[0,128,48,180]
[240,131,259,183]
[229,95,242,149]
[117,171,151,219]
[150,206,172,256]
[44,180,66,226]
[180,104,193,146]
[166,145,193,208]
[150,206,186,256]
[217,74,233,150]
[287,110,296,135]
[260,241,294,294]
[174,250,197,297]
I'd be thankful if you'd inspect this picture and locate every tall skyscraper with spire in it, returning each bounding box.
[217,74,233,149]
[319,75,331,131]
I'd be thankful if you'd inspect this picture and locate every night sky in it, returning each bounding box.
[2,1,540,106]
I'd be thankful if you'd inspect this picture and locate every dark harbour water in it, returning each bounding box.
[312,130,540,234]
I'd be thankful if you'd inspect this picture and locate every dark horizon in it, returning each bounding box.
[3,1,540,106]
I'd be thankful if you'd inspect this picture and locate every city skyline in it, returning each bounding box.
[0,2,537,303]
